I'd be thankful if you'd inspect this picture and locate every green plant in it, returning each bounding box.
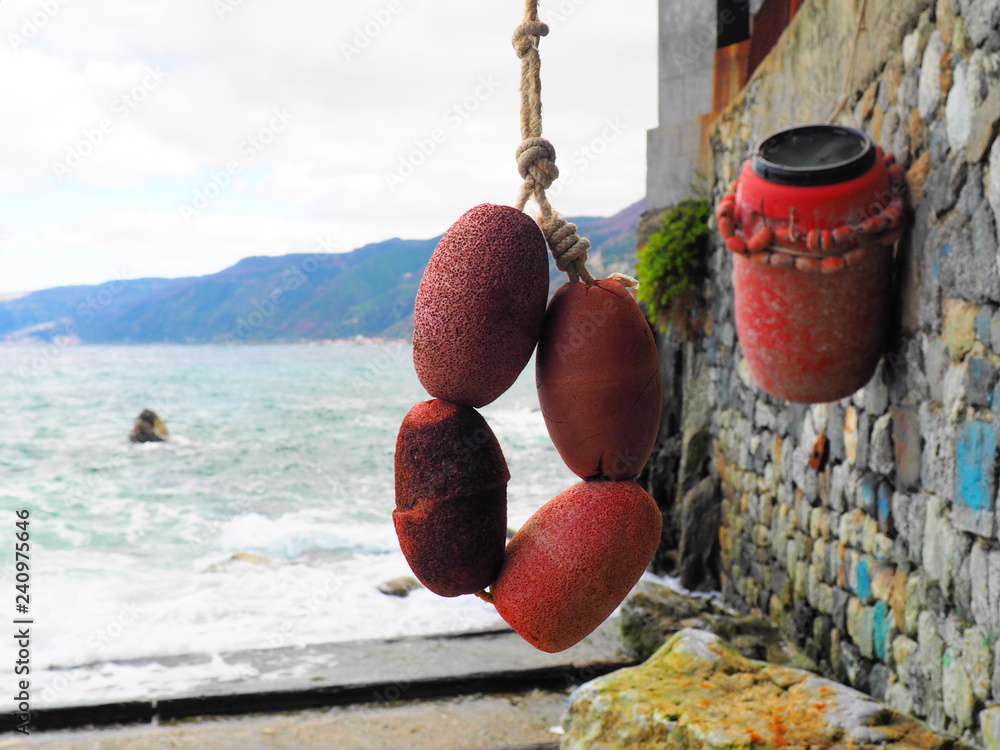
[635,198,711,331]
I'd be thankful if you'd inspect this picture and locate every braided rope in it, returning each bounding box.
[511,0,594,285]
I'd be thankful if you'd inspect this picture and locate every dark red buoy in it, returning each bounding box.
[394,400,509,597]
[718,125,905,404]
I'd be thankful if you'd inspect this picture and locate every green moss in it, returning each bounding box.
[635,198,711,331]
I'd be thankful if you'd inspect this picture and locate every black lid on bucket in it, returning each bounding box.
[751,124,875,187]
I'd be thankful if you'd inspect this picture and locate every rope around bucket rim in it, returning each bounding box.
[512,0,595,286]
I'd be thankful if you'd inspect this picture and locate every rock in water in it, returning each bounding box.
[491,481,662,653]
[394,399,509,597]
[129,409,169,443]
[377,576,423,598]
[413,204,549,408]
[536,278,662,480]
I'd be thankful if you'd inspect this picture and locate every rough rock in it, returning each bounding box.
[989,137,1000,227]
[562,629,973,750]
[377,576,423,598]
[957,0,1000,46]
[129,408,170,443]
[619,581,815,670]
[677,477,722,592]
[919,30,946,121]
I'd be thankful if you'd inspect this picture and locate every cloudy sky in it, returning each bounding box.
[0,0,658,294]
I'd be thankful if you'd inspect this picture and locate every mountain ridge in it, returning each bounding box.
[1,200,644,344]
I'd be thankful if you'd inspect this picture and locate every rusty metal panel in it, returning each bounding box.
[714,40,751,113]
[748,0,791,76]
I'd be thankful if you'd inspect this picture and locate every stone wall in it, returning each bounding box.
[671,0,1000,745]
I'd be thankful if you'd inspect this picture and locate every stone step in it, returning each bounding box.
[0,620,632,734]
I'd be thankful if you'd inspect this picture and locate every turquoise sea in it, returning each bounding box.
[0,343,578,710]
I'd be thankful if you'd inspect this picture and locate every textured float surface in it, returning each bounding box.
[536,278,661,479]
[413,204,549,408]
[733,245,892,403]
[491,481,662,653]
[393,399,509,597]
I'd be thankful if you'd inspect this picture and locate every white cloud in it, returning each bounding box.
[0,0,657,293]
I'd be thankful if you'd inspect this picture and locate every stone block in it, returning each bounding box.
[943,650,975,731]
[873,601,891,662]
[969,81,1000,164]
[928,157,967,217]
[855,414,875,472]
[961,626,993,702]
[925,493,972,595]
[905,572,926,637]
[959,163,985,217]
[992,311,1000,358]
[976,304,997,348]
[892,491,913,548]
[869,663,892,702]
[983,706,1000,750]
[946,61,979,153]
[921,403,955,499]
[990,550,1000,635]
[966,356,999,407]
[957,0,1000,46]
[990,137,1000,233]
[894,635,920,686]
[870,414,895,477]
[855,556,873,604]
[845,406,859,466]
[918,30,945,121]
[953,421,997,537]
[909,498,928,567]
[918,610,945,694]
[944,299,981,361]
[892,405,922,491]
[833,586,850,634]
[971,539,992,629]
[971,202,1000,304]
[864,364,891,417]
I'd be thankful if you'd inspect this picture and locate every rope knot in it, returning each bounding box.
[540,213,592,283]
[512,21,549,58]
[516,137,559,190]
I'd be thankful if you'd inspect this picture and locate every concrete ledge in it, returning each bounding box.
[0,621,632,734]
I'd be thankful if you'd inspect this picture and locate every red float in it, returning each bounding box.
[535,277,661,480]
[717,125,905,403]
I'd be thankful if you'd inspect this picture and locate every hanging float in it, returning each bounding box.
[393,1,662,653]
[716,124,906,404]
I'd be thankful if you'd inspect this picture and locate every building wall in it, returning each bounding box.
[653,0,1000,744]
[646,0,717,210]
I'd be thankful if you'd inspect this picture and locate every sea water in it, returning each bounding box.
[0,343,579,710]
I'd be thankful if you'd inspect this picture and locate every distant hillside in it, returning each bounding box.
[0,200,644,344]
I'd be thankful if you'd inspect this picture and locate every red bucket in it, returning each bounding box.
[717,125,905,404]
